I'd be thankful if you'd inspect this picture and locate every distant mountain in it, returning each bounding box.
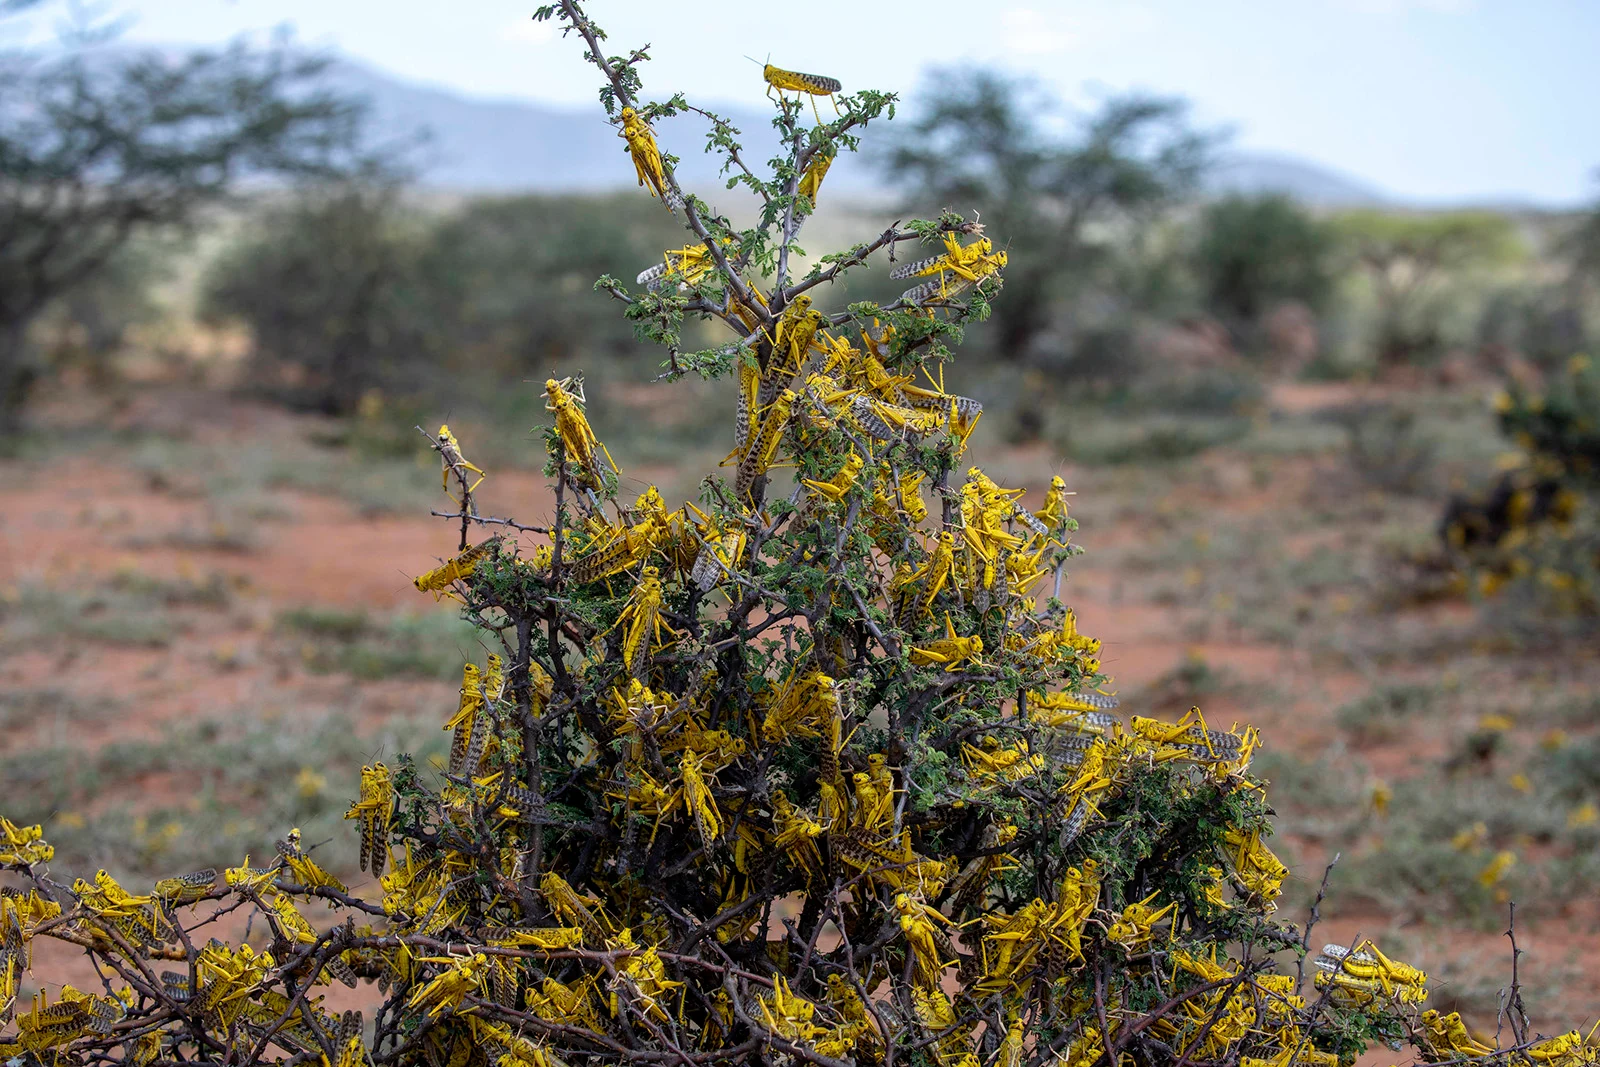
[336,58,1397,208]
[1204,152,1389,207]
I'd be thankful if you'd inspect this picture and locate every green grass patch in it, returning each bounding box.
[3,710,450,880]
[0,570,238,650]
[1253,748,1360,814]
[277,606,485,680]
[1058,413,1253,465]
[0,688,116,738]
[131,433,442,517]
[1335,682,1438,744]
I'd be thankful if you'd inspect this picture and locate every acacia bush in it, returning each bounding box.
[3,6,1597,1066]
[0,18,376,415]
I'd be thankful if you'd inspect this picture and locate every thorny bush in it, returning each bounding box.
[4,4,1598,1067]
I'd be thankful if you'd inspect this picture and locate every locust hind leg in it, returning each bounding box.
[462,462,487,498]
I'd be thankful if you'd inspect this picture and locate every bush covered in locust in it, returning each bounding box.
[1439,354,1600,614]
[4,5,1597,1067]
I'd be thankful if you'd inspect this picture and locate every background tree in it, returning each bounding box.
[204,191,690,417]
[1560,174,1600,295]
[1333,208,1522,369]
[1192,193,1338,344]
[880,69,1214,367]
[34,235,174,386]
[0,6,380,414]
[1550,175,1600,354]
[201,180,433,415]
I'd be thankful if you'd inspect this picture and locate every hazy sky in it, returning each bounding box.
[25,0,1600,205]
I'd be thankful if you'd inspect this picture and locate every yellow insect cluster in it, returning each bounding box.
[3,674,1541,1067]
[890,230,1010,306]
[1440,352,1598,611]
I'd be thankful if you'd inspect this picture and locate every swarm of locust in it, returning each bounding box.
[9,3,1598,1066]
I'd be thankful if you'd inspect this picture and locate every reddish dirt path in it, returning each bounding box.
[0,457,557,608]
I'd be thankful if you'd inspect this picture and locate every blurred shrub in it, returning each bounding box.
[1193,193,1337,337]
[1,711,446,878]
[1476,283,1589,374]
[1057,411,1251,465]
[1333,401,1438,495]
[202,182,438,415]
[1539,733,1600,803]
[1127,365,1263,415]
[1560,186,1600,310]
[1439,471,1577,557]
[1251,747,1356,812]
[415,193,685,373]
[203,190,687,417]
[1048,364,1261,465]
[277,606,482,681]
